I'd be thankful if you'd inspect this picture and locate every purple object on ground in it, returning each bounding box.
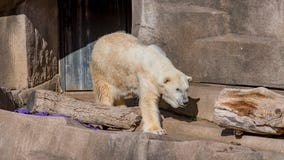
[14,108,99,130]
[14,108,30,114]
[34,112,49,116]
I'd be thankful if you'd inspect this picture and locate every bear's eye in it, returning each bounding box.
[176,88,181,92]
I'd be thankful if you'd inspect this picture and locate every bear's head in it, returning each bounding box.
[158,71,192,108]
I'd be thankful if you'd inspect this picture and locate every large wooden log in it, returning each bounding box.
[27,90,142,130]
[214,87,284,135]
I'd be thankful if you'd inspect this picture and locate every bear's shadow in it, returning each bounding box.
[125,96,199,123]
[159,97,199,123]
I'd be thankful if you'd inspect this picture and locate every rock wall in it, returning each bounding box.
[24,0,59,62]
[0,0,59,89]
[132,0,284,89]
[25,17,57,87]
[0,14,57,89]
[0,15,28,89]
[224,0,284,40]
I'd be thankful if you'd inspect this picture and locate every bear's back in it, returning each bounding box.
[101,32,139,45]
[90,32,146,89]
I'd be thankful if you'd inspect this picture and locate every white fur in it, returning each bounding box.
[90,32,191,134]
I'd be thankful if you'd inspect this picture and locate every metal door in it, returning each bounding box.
[59,0,131,91]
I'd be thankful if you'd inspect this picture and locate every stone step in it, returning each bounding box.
[1,109,284,159]
[225,0,284,40]
[163,117,284,154]
[135,1,231,74]
[175,0,284,40]
[182,33,284,88]
[137,2,230,44]
[161,4,230,39]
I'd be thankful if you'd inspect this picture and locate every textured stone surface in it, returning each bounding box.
[25,16,57,87]
[0,14,58,89]
[132,0,230,70]
[132,0,224,36]
[24,0,59,63]
[0,14,28,89]
[133,0,284,88]
[11,74,61,106]
[0,87,17,111]
[164,117,284,154]
[1,109,284,160]
[224,0,284,40]
[134,0,284,40]
[187,34,284,88]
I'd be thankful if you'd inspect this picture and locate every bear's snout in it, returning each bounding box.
[182,97,189,106]
[183,98,189,105]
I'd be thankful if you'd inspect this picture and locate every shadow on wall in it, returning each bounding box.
[59,0,132,59]
[0,0,25,16]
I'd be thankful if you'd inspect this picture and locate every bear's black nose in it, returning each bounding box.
[183,98,189,106]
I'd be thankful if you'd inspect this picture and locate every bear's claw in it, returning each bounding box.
[145,129,167,135]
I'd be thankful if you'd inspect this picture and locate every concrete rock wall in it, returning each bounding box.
[24,0,59,62]
[0,0,59,90]
[133,0,284,89]
[0,14,57,89]
[0,15,28,89]
[25,17,57,87]
[224,0,284,40]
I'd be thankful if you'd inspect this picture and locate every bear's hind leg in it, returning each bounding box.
[93,80,115,106]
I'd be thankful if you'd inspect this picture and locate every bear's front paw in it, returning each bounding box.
[144,128,167,135]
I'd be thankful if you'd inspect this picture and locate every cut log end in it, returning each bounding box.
[214,87,284,135]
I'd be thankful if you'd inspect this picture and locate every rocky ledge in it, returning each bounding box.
[0,109,284,160]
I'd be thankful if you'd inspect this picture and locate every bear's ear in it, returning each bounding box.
[159,77,170,87]
[186,76,192,82]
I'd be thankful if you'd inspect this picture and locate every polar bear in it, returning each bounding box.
[90,32,192,135]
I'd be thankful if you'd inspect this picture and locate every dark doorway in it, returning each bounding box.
[59,0,132,91]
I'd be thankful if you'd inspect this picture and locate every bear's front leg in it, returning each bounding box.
[139,80,166,135]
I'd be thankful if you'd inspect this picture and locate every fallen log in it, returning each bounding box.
[27,90,142,130]
[214,87,284,135]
